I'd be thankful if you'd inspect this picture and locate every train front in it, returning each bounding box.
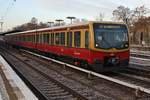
[90,22,129,72]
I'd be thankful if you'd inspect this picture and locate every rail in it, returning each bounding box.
[22,49,150,95]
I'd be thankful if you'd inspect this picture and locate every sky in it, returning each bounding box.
[0,0,150,31]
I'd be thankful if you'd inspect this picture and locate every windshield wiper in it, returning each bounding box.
[114,41,128,49]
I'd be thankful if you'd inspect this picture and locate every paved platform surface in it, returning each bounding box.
[0,74,9,100]
[0,55,38,100]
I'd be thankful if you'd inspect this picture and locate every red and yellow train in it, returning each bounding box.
[4,21,130,72]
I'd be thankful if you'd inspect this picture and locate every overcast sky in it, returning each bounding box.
[0,0,150,31]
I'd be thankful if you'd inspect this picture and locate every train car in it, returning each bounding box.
[4,21,130,72]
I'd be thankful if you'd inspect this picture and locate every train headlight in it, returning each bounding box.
[125,44,128,47]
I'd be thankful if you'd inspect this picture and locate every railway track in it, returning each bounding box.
[129,50,150,72]
[131,50,150,59]
[0,48,115,100]
[1,46,150,99]
[1,51,89,100]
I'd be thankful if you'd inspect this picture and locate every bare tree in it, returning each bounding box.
[12,17,49,31]
[31,17,38,24]
[113,6,132,25]
[132,5,149,22]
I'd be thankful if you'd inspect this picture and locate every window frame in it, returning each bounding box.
[74,31,81,48]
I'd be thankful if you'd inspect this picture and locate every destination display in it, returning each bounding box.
[98,25,122,28]
[93,23,125,29]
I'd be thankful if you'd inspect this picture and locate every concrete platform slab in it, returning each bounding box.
[0,55,38,100]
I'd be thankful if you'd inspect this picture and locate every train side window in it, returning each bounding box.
[49,33,51,45]
[67,32,69,46]
[43,33,49,44]
[39,34,41,43]
[29,35,30,42]
[43,34,46,43]
[60,32,65,45]
[74,31,81,48]
[36,34,39,43]
[27,35,29,42]
[32,35,34,42]
[51,33,54,45]
[43,34,47,43]
[30,35,32,42]
[85,31,89,48]
[46,34,49,44]
[40,34,43,43]
[26,36,28,42]
[30,35,31,42]
[27,36,29,42]
[67,32,72,47]
[33,35,35,42]
[55,33,59,45]
[26,36,27,41]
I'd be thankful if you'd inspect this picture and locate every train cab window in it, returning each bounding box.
[67,32,72,47]
[74,31,81,48]
[60,32,65,45]
[85,31,89,48]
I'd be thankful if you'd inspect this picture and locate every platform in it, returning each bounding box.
[0,55,38,100]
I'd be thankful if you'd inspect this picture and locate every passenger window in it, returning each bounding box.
[55,33,59,45]
[67,32,72,47]
[36,34,39,43]
[85,31,89,48]
[43,34,46,43]
[43,34,49,44]
[67,32,69,46]
[60,32,65,45]
[51,33,54,45]
[34,35,36,43]
[49,33,51,45]
[39,34,43,43]
[74,31,81,48]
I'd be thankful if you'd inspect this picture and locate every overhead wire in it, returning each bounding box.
[1,0,16,21]
[0,0,16,32]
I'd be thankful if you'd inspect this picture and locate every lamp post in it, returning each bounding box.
[55,19,63,26]
[66,16,76,24]
[47,21,54,27]
[0,22,4,33]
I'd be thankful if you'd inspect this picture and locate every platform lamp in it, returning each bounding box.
[0,22,4,33]
[66,16,76,24]
[55,19,64,26]
[47,21,54,27]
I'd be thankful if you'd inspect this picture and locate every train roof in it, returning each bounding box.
[5,21,126,36]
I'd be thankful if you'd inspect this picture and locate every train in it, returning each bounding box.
[4,21,130,72]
